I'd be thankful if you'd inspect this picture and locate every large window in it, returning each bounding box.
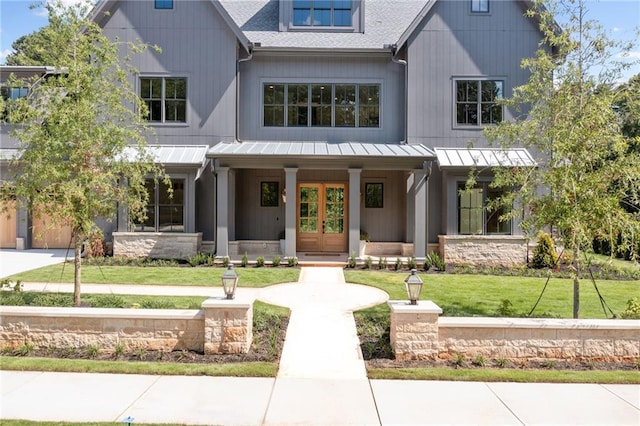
[458,182,510,235]
[140,77,187,123]
[1,87,28,121]
[264,83,379,128]
[293,1,352,27]
[136,179,184,232]
[455,79,503,126]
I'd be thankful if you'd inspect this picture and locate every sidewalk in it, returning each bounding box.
[1,257,639,425]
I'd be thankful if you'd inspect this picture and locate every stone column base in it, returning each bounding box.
[201,297,253,354]
[388,300,442,361]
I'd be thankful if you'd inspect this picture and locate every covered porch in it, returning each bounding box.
[209,142,436,261]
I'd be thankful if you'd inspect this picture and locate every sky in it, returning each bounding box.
[0,0,639,81]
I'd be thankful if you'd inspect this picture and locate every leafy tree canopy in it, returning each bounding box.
[1,0,165,305]
[481,0,640,318]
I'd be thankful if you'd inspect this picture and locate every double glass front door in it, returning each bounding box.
[297,183,347,252]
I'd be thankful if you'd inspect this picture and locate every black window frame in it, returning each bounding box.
[135,178,185,233]
[457,182,511,235]
[140,77,187,124]
[455,79,503,127]
[364,183,384,208]
[260,181,280,207]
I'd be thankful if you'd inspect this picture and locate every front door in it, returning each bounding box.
[297,183,347,252]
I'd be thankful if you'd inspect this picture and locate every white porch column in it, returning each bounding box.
[215,166,230,258]
[413,167,427,261]
[284,168,298,258]
[348,168,362,258]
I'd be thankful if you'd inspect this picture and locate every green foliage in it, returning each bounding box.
[484,0,640,318]
[472,355,487,367]
[427,251,446,272]
[90,294,126,308]
[407,257,417,270]
[0,278,23,292]
[620,298,640,319]
[452,353,466,368]
[256,256,265,267]
[347,251,357,268]
[287,256,298,267]
[378,257,388,270]
[364,256,373,269]
[187,252,211,267]
[139,298,176,309]
[394,257,403,271]
[221,256,230,268]
[241,252,249,267]
[85,344,100,359]
[354,309,393,360]
[113,342,125,358]
[496,299,516,317]
[86,228,105,258]
[532,232,559,269]
[32,293,72,307]
[14,343,35,357]
[359,229,370,241]
[272,255,281,267]
[495,358,508,368]
[1,0,166,307]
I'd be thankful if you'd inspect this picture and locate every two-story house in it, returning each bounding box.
[1,0,543,265]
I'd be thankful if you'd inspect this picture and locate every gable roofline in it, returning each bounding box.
[88,0,251,54]
[394,0,559,52]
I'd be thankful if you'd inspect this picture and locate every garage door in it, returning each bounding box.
[31,211,74,249]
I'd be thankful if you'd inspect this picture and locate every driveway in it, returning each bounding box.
[0,249,73,279]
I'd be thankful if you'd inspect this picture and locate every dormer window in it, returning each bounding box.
[471,0,489,13]
[293,1,352,27]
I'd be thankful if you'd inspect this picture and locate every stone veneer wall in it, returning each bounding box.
[0,298,252,355]
[113,232,202,259]
[389,301,640,362]
[439,235,529,266]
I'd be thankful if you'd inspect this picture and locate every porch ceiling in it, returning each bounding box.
[435,148,536,170]
[208,141,436,170]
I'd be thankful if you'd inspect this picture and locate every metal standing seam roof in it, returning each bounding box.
[124,145,209,166]
[208,141,436,158]
[0,149,20,162]
[434,148,536,169]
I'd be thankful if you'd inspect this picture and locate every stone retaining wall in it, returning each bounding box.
[389,301,640,363]
[112,232,202,259]
[439,235,529,266]
[0,298,252,355]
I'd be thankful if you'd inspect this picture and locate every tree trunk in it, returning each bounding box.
[74,234,83,307]
[573,246,580,319]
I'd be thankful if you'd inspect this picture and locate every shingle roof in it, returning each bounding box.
[219,0,430,49]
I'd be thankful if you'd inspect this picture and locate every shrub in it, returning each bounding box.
[139,298,176,309]
[0,292,26,306]
[378,257,388,270]
[532,232,558,269]
[394,257,403,271]
[14,343,35,357]
[272,255,281,267]
[32,293,72,307]
[428,251,446,271]
[364,256,373,269]
[287,256,298,267]
[620,298,640,319]
[255,256,265,267]
[241,252,249,267]
[496,299,516,317]
[90,294,127,308]
[187,252,210,267]
[221,256,230,268]
[86,229,106,258]
[407,257,417,270]
[472,355,487,367]
[85,344,100,359]
[452,353,466,368]
[423,256,432,271]
[348,251,357,268]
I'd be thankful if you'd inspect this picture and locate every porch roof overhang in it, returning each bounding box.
[122,145,209,167]
[208,141,436,170]
[0,149,19,163]
[435,148,536,170]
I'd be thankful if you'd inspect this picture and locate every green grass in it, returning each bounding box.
[367,367,640,384]
[345,270,639,318]
[0,292,208,309]
[1,423,183,426]
[10,264,299,287]
[0,356,277,377]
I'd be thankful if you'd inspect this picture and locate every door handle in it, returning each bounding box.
[322,221,325,234]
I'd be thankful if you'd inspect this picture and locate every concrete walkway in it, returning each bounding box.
[0,248,73,278]
[1,251,639,425]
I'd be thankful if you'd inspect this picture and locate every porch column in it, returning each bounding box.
[348,168,362,258]
[413,167,427,261]
[215,166,230,258]
[284,168,297,258]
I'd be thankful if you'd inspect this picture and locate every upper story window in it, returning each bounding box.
[1,86,28,122]
[263,82,379,128]
[140,77,187,124]
[455,79,503,127]
[293,1,352,27]
[155,0,173,9]
[471,0,489,13]
[458,182,511,235]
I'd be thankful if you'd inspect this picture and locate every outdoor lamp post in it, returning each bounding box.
[404,269,423,305]
[221,265,239,299]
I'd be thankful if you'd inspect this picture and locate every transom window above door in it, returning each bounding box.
[263,83,380,128]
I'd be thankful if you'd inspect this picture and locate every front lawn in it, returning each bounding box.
[345,270,639,318]
[9,264,299,287]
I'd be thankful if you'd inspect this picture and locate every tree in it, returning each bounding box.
[1,0,165,306]
[483,0,640,318]
[5,27,56,66]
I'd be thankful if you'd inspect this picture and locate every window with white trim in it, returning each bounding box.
[140,77,187,123]
[293,1,352,27]
[457,182,510,235]
[155,0,173,10]
[455,79,503,126]
[135,179,184,232]
[263,83,379,128]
